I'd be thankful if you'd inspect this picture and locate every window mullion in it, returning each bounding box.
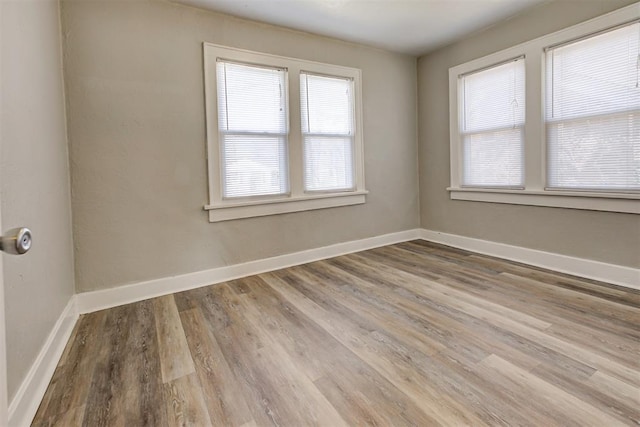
[524,45,544,191]
[287,65,304,197]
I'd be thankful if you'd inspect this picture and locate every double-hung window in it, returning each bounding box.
[546,22,639,191]
[459,58,525,188]
[449,4,639,214]
[204,45,366,222]
[216,61,289,198]
[300,72,355,192]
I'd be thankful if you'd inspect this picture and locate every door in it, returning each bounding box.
[0,0,7,421]
[0,1,75,423]
[0,196,6,427]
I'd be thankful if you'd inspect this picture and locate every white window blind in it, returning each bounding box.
[460,58,525,187]
[546,21,640,191]
[300,72,355,192]
[216,60,289,198]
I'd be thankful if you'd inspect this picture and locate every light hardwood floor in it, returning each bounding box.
[33,240,640,426]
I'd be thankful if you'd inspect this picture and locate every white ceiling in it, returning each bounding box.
[175,0,548,55]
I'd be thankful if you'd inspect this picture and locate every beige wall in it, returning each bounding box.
[61,0,420,292]
[1,0,75,399]
[418,0,640,268]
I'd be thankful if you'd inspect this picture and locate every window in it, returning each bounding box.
[300,73,355,192]
[448,4,639,214]
[460,58,525,187]
[546,22,639,191]
[216,61,289,198]
[204,45,366,222]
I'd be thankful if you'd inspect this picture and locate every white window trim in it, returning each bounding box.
[203,44,366,222]
[448,4,640,214]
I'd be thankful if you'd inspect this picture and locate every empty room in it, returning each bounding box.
[0,0,639,425]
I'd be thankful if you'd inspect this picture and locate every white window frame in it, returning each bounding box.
[203,44,366,222]
[448,4,639,214]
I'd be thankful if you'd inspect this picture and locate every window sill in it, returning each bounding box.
[205,190,368,222]
[447,187,639,214]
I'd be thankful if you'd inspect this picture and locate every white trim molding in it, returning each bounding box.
[8,296,78,427]
[420,229,640,290]
[206,191,367,222]
[75,229,422,314]
[448,188,640,214]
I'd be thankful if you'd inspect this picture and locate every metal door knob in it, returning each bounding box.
[0,227,32,255]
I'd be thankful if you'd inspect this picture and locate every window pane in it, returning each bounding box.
[463,59,525,133]
[304,136,354,192]
[460,59,525,187]
[221,135,288,198]
[548,112,640,190]
[546,22,639,121]
[217,61,287,133]
[300,73,353,135]
[463,128,524,187]
[546,22,640,190]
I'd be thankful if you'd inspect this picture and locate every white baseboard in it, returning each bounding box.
[75,229,423,314]
[8,296,78,427]
[420,229,639,290]
[75,227,639,315]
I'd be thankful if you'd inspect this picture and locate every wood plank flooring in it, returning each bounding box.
[32,240,640,426]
